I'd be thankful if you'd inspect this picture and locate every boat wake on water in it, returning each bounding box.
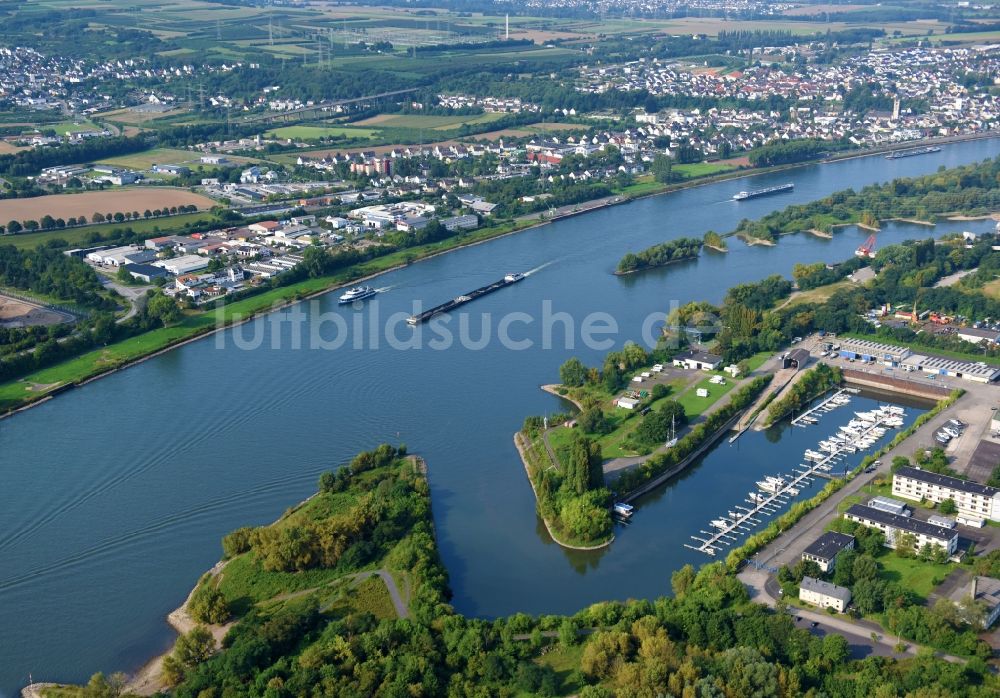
[524,260,556,276]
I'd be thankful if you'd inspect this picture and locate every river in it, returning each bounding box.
[1,140,999,695]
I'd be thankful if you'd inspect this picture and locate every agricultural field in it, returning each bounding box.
[0,188,215,224]
[94,147,205,170]
[355,112,507,131]
[265,125,379,141]
[96,106,190,126]
[1,210,217,251]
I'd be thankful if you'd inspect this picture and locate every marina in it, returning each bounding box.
[686,397,906,557]
[790,387,858,427]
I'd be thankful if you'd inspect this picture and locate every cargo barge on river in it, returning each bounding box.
[885,145,942,160]
[407,273,525,325]
[732,183,794,201]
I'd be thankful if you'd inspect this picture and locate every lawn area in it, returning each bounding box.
[784,280,854,309]
[674,161,737,178]
[745,351,773,372]
[876,552,955,602]
[43,120,102,135]
[980,278,1000,300]
[676,373,736,417]
[531,643,586,697]
[621,175,666,197]
[217,553,347,611]
[95,147,221,170]
[1,210,218,250]
[266,125,379,140]
[325,575,398,620]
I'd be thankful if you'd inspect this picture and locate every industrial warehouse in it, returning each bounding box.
[836,338,1000,383]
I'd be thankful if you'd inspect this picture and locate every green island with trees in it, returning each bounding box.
[615,237,703,275]
[47,441,1000,698]
[730,156,1000,243]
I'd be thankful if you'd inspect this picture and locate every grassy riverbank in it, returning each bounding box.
[4,135,996,417]
[0,216,539,414]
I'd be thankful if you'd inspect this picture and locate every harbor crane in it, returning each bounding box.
[855,234,877,258]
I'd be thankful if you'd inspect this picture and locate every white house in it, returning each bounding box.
[799,576,852,613]
[672,349,723,371]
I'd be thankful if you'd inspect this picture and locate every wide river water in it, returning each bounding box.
[2,140,1000,694]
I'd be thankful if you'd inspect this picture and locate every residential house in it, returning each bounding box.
[799,576,852,613]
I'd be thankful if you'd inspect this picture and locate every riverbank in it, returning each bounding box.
[513,431,614,552]
[22,455,425,698]
[541,383,584,411]
[4,134,998,421]
[124,561,232,696]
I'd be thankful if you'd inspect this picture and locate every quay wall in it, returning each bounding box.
[841,368,952,400]
[619,411,744,504]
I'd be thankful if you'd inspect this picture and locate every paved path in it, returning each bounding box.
[99,276,149,324]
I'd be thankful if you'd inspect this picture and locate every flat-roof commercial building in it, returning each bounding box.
[799,576,852,613]
[844,504,958,555]
[907,355,1000,384]
[892,466,1000,521]
[867,496,911,517]
[152,254,209,276]
[86,245,157,267]
[838,338,911,364]
[801,532,855,572]
[957,327,1000,345]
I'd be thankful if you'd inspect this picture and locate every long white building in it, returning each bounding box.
[892,466,1000,522]
[844,504,958,555]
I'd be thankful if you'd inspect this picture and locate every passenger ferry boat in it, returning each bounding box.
[338,285,377,304]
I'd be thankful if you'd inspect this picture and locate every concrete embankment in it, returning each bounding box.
[841,368,952,400]
[618,410,744,504]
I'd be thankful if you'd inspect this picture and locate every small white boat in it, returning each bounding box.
[758,479,785,493]
[613,503,634,518]
[785,487,800,496]
[710,519,730,530]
